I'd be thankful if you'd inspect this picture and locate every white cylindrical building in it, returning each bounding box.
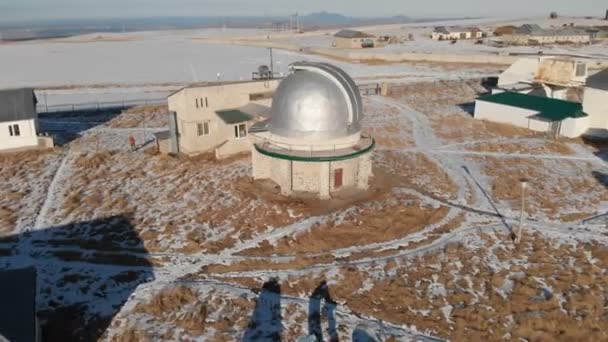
[249,62,374,199]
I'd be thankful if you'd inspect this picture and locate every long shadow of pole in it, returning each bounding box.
[462,166,514,235]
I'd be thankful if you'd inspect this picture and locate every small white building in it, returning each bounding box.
[474,92,589,138]
[0,88,50,152]
[158,80,280,158]
[250,62,374,199]
[431,26,483,40]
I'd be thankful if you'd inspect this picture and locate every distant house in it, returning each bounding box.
[157,80,279,158]
[0,267,40,342]
[0,88,52,152]
[333,29,376,48]
[474,92,589,138]
[506,24,590,45]
[431,26,484,40]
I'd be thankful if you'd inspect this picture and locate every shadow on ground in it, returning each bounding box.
[243,278,283,341]
[39,107,130,145]
[0,215,154,341]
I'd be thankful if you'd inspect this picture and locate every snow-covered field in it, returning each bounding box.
[1,26,504,109]
[2,75,608,340]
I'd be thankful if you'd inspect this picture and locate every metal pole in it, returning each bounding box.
[517,180,528,244]
[269,48,274,76]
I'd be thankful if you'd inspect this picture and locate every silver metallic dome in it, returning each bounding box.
[269,62,363,139]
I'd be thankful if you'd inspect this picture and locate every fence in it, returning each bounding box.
[37,98,167,115]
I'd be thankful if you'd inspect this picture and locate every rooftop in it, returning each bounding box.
[0,88,37,123]
[334,29,375,39]
[477,92,587,122]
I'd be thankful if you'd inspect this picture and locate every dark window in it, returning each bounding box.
[235,124,247,138]
[9,124,20,137]
[205,97,209,107]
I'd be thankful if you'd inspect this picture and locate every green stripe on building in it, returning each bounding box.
[477,92,587,122]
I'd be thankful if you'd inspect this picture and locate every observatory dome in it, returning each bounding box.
[269,62,363,140]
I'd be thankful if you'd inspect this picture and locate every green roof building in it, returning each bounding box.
[475,92,590,138]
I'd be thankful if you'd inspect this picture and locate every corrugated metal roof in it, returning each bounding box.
[0,267,37,342]
[0,88,37,123]
[215,109,253,124]
[334,29,375,39]
[477,92,587,121]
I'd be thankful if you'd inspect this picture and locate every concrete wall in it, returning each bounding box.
[583,87,608,137]
[474,100,545,130]
[0,119,39,151]
[251,147,373,199]
[167,80,278,155]
[560,116,590,138]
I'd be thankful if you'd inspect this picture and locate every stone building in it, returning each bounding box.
[158,80,279,158]
[249,62,374,199]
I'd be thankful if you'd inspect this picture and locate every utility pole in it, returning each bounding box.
[516,178,529,244]
[269,48,274,76]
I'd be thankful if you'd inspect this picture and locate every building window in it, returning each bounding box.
[205,97,209,107]
[575,63,586,77]
[234,124,247,139]
[8,124,20,137]
[197,122,209,136]
[195,98,199,108]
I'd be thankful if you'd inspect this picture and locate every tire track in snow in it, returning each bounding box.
[34,149,72,230]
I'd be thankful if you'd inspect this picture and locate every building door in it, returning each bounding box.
[334,168,343,188]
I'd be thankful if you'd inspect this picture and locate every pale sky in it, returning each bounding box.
[0,0,604,23]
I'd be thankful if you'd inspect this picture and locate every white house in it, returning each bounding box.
[431,26,483,40]
[0,88,46,152]
[474,92,589,138]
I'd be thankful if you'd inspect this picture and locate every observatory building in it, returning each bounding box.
[249,62,374,199]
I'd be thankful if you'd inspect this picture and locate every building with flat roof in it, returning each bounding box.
[474,92,589,138]
[333,29,377,48]
[505,24,591,45]
[431,26,484,40]
[250,62,374,199]
[157,80,280,158]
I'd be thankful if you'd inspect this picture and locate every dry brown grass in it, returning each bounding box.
[380,151,459,199]
[241,201,449,256]
[271,232,608,341]
[469,139,575,155]
[0,150,61,234]
[473,156,608,218]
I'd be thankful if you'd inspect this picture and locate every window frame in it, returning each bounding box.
[8,124,20,137]
[234,123,247,139]
[197,121,210,136]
